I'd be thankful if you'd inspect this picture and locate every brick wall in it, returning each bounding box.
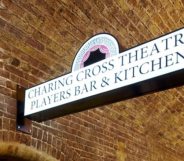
[0,0,184,161]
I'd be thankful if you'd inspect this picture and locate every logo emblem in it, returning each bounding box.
[72,34,119,71]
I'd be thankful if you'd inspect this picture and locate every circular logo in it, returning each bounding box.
[72,34,119,71]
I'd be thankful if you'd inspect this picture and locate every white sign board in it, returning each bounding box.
[24,28,184,117]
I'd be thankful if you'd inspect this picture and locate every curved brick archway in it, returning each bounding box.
[0,142,58,161]
[0,156,27,161]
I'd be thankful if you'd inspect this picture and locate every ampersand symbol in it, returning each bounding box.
[101,77,110,87]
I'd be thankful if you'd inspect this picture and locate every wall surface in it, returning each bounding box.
[0,0,184,161]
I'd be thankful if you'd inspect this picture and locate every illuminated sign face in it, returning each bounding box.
[24,28,184,121]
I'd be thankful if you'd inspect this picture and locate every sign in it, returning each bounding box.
[24,28,184,121]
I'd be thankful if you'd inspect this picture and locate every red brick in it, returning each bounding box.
[6,80,16,91]
[37,140,42,150]
[42,131,48,142]
[0,86,12,97]
[0,51,9,60]
[26,37,44,52]
[0,117,2,129]
[38,63,54,75]
[33,30,51,45]
[32,127,38,138]
[0,18,6,28]
[31,138,37,147]
[20,134,31,145]
[29,67,45,78]
[24,73,40,84]
[10,73,19,83]
[7,105,16,115]
[4,96,16,106]
[0,131,2,140]
[8,131,15,141]
[0,69,10,79]
[15,132,21,141]
[19,78,29,88]
[2,117,10,130]
[9,119,16,131]
[21,53,39,67]
[47,134,52,144]
[2,130,9,141]
[6,24,25,40]
[37,128,43,140]
[16,1,39,16]
[5,65,24,78]
[35,0,55,16]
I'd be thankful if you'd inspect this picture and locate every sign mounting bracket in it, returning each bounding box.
[16,85,32,134]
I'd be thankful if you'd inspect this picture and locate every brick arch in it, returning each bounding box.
[0,142,58,161]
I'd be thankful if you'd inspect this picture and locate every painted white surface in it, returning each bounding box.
[24,28,184,116]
